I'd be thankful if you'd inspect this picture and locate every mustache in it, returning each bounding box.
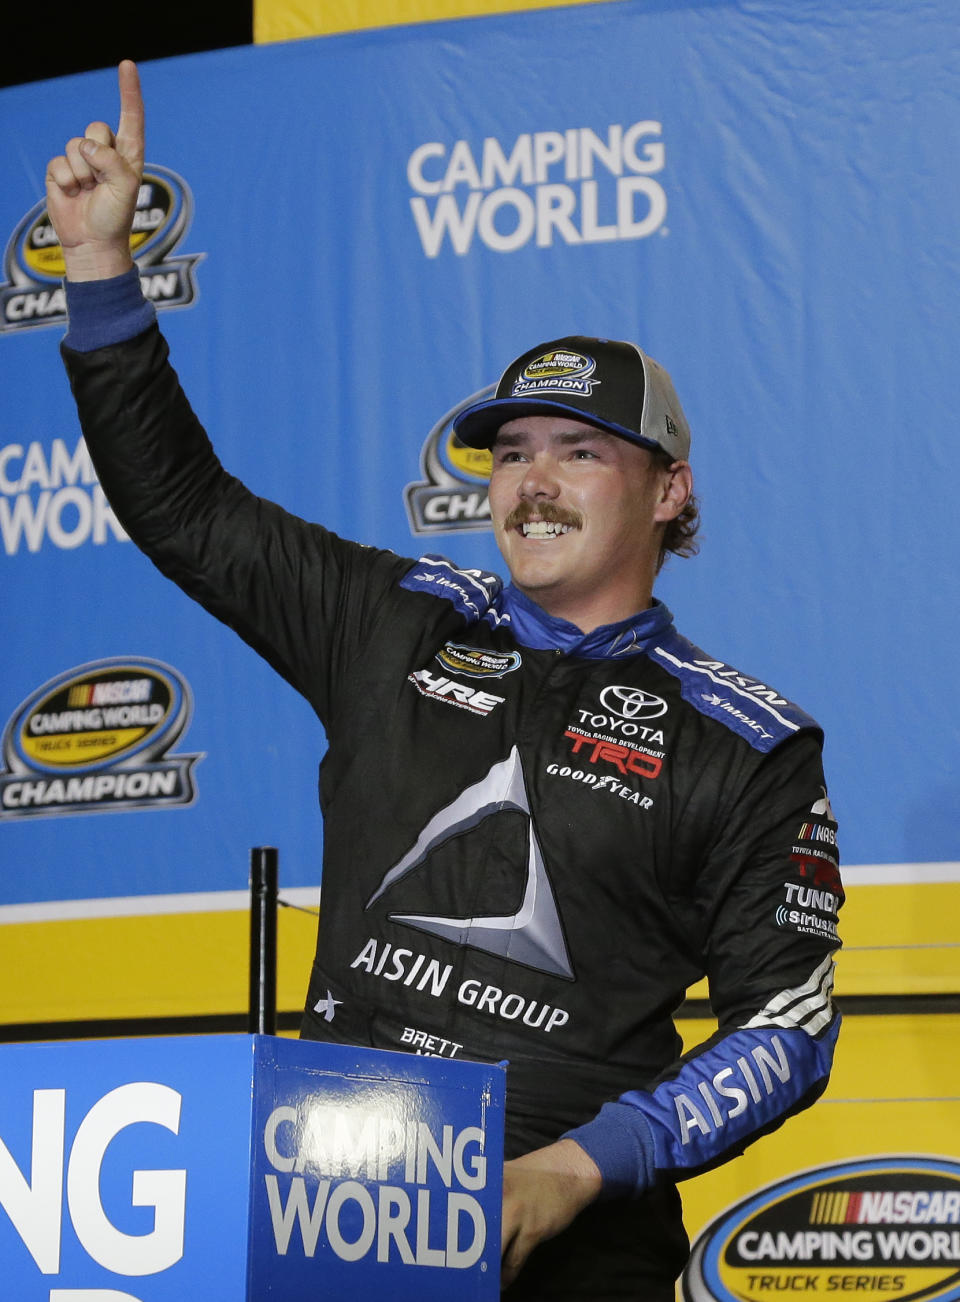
[503,501,583,531]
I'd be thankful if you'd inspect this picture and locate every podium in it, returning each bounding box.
[0,1034,506,1300]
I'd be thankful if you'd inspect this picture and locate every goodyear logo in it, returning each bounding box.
[683,1156,960,1301]
[512,350,598,398]
[436,643,521,678]
[0,166,203,334]
[0,657,202,817]
[405,386,495,535]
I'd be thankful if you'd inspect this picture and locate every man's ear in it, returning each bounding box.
[654,460,693,523]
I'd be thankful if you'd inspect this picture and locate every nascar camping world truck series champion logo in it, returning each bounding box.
[513,348,599,397]
[0,657,202,818]
[0,165,202,333]
[683,1156,960,1302]
[405,386,496,535]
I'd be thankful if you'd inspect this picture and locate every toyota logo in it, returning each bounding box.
[599,685,668,720]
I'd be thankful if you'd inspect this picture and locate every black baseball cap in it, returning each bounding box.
[453,335,691,460]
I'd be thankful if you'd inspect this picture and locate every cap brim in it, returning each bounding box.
[453,396,664,452]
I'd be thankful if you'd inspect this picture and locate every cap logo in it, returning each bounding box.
[511,350,599,398]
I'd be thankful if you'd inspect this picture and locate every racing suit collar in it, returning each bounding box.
[501,585,674,659]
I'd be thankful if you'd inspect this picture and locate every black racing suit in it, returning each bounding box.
[62,309,842,1300]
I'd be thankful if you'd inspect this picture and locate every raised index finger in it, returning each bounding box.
[115,60,145,171]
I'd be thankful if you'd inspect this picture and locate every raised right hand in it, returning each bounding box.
[44,60,145,281]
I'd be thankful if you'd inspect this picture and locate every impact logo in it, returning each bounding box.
[682,1156,960,1302]
[405,387,495,535]
[408,120,668,257]
[512,349,598,399]
[1,166,202,333]
[0,657,202,818]
[701,692,774,743]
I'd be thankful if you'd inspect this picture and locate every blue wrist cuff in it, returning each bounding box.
[63,267,156,352]
[563,1101,657,1200]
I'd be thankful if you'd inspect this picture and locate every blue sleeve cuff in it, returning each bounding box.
[563,1100,657,1200]
[63,267,156,352]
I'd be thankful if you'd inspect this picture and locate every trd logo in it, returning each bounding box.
[563,730,662,779]
[791,853,843,896]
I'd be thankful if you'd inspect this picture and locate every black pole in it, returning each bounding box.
[249,846,278,1035]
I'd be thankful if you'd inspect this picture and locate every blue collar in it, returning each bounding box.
[500,585,675,659]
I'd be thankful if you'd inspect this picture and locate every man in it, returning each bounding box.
[46,62,842,1300]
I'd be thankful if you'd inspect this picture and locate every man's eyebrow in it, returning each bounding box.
[493,427,611,447]
[554,428,611,445]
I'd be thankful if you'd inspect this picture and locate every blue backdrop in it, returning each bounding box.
[1,0,957,910]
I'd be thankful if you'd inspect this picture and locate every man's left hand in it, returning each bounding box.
[501,1138,603,1289]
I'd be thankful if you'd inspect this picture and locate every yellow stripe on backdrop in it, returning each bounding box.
[0,878,955,1029]
[835,880,959,996]
[0,901,318,1027]
[254,0,620,43]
